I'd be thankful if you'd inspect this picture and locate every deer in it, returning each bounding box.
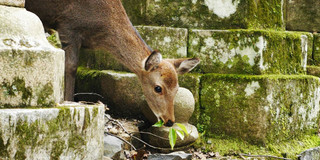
[25,0,200,127]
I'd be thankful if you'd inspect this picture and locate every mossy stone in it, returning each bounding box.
[145,0,284,30]
[200,74,320,144]
[0,104,104,159]
[188,29,313,74]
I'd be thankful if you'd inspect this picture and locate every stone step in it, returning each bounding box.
[79,26,314,75]
[0,5,65,108]
[189,29,313,74]
[0,103,104,159]
[200,73,320,144]
[75,68,201,124]
[122,0,284,30]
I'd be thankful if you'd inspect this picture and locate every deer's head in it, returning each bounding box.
[139,51,200,127]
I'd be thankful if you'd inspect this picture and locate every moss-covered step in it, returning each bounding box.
[79,26,188,71]
[200,74,320,144]
[144,0,284,30]
[307,66,320,77]
[189,29,313,74]
[286,0,320,32]
[0,103,104,160]
[75,67,200,124]
[0,5,65,108]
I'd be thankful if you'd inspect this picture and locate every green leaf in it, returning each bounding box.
[176,123,188,136]
[176,130,185,140]
[169,128,177,150]
[152,120,164,127]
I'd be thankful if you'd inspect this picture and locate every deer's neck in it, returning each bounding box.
[85,0,151,74]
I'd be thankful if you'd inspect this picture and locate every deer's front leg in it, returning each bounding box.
[58,28,82,101]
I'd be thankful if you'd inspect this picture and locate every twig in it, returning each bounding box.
[240,153,292,160]
[105,115,173,150]
[105,132,137,150]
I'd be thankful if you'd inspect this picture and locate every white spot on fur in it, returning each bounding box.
[204,0,240,18]
[244,81,260,97]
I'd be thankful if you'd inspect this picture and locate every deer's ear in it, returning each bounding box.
[145,51,162,71]
[171,58,200,75]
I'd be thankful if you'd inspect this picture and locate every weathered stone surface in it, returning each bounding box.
[313,33,320,66]
[104,135,123,158]
[146,123,199,148]
[136,26,188,58]
[200,74,320,144]
[76,68,201,121]
[286,0,320,32]
[145,0,284,30]
[148,151,192,160]
[0,103,104,160]
[174,87,195,123]
[189,30,313,74]
[0,5,65,107]
[298,147,320,160]
[0,0,24,7]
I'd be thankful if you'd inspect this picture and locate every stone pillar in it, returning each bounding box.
[0,2,64,107]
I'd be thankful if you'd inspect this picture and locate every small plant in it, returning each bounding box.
[152,120,189,150]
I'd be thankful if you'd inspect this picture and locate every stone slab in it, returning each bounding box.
[0,103,104,160]
[0,0,24,7]
[136,26,188,58]
[200,74,320,144]
[76,68,200,122]
[0,5,65,107]
[144,0,284,30]
[286,0,320,32]
[189,29,313,74]
[299,147,320,160]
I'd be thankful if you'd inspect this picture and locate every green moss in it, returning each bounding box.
[145,0,284,30]
[307,66,320,77]
[189,29,312,74]
[199,73,320,144]
[0,105,102,159]
[193,133,320,159]
[36,82,54,107]
[46,29,62,48]
[1,77,32,107]
[75,67,103,94]
[313,33,320,65]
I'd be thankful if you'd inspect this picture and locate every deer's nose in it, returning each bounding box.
[164,120,174,127]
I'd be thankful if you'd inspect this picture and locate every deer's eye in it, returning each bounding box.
[154,86,162,93]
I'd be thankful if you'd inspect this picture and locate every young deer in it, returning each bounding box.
[25,0,199,126]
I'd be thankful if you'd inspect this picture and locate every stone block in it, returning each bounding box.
[0,103,104,160]
[136,26,188,58]
[286,0,320,32]
[299,147,320,160]
[76,68,201,122]
[200,74,320,144]
[145,0,284,30]
[0,0,24,7]
[0,5,65,107]
[189,29,313,74]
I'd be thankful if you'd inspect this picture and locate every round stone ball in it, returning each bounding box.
[174,87,195,123]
